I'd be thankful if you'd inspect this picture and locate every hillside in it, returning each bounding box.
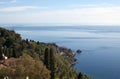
[0,27,91,79]
[0,54,50,79]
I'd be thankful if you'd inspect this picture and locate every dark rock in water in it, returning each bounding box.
[76,49,82,53]
[74,58,77,62]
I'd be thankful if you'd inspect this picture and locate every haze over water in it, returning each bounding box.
[5,25,120,79]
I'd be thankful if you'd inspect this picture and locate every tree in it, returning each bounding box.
[0,46,3,60]
[44,48,55,79]
[0,54,51,79]
[25,39,29,44]
[50,48,55,79]
[78,73,82,79]
[4,38,14,48]
[12,49,17,58]
[44,48,50,69]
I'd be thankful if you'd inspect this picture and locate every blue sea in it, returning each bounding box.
[3,25,120,79]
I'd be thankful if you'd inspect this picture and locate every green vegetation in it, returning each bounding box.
[78,73,91,79]
[0,54,50,79]
[44,48,55,79]
[0,27,91,79]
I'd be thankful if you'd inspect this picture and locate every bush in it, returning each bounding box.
[0,54,50,79]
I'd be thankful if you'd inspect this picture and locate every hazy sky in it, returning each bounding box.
[0,0,120,25]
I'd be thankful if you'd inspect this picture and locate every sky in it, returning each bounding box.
[0,0,120,25]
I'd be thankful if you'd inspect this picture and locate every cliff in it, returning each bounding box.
[0,27,91,79]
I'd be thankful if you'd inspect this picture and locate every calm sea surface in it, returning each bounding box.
[4,25,120,79]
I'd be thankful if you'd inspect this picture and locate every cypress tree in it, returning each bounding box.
[78,72,82,79]
[50,48,55,79]
[12,49,17,58]
[44,48,50,69]
[44,48,55,79]
[0,46,3,60]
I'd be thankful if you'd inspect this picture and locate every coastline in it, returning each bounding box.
[0,27,91,79]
